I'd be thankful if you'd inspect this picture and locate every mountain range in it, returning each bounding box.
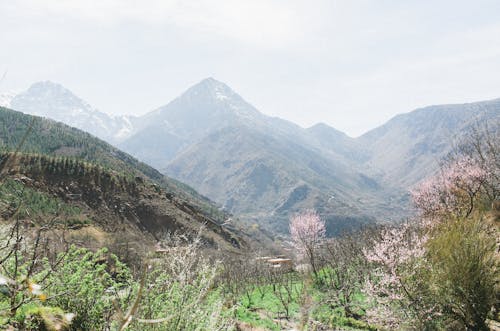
[3,78,499,234]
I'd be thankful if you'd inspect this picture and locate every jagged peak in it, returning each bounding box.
[10,80,103,120]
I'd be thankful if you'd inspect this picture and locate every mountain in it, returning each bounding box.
[119,78,402,234]
[120,78,275,169]
[164,125,398,234]
[5,78,499,235]
[305,123,369,163]
[120,79,500,233]
[8,81,134,143]
[0,106,249,252]
[359,98,500,187]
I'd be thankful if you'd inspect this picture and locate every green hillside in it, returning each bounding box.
[0,106,250,252]
[0,106,229,224]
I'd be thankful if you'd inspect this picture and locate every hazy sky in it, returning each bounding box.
[1,0,500,136]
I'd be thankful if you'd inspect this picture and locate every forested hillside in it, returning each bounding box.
[0,106,251,253]
[0,106,236,225]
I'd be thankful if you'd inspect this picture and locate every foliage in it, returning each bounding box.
[0,226,236,331]
[426,216,499,330]
[43,247,132,330]
[0,220,75,330]
[0,178,84,220]
[361,127,500,330]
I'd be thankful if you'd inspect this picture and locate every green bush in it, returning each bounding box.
[43,247,132,330]
[426,216,499,330]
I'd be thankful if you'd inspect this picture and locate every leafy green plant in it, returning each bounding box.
[43,247,132,330]
[426,216,499,330]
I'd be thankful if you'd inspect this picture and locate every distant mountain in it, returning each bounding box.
[120,78,274,169]
[5,78,499,235]
[119,78,401,234]
[359,98,500,188]
[8,81,134,143]
[165,125,399,233]
[305,123,369,163]
[0,106,248,251]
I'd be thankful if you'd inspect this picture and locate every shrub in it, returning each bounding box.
[426,216,499,330]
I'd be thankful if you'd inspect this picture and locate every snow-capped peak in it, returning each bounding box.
[6,81,137,144]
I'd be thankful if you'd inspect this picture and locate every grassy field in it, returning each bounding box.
[234,270,377,331]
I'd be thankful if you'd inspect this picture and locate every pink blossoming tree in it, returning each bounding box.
[362,224,434,329]
[289,210,326,278]
[411,156,487,220]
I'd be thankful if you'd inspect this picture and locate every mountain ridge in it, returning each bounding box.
[359,98,500,187]
[3,78,499,234]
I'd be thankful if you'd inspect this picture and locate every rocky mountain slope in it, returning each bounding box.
[164,124,400,233]
[358,99,500,188]
[119,78,404,233]
[0,106,248,251]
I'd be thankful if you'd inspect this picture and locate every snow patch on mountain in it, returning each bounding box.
[0,91,16,108]
[6,81,136,144]
[214,86,229,101]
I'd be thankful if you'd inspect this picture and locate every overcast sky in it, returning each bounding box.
[1,0,500,136]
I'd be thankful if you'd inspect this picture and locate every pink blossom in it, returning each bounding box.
[362,224,429,327]
[411,156,487,219]
[289,210,326,253]
[289,210,326,276]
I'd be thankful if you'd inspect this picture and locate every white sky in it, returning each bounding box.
[1,0,500,137]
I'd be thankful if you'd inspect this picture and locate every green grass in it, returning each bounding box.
[235,308,281,331]
[232,269,379,331]
[235,279,303,330]
[312,303,376,330]
[241,284,302,313]
[308,267,376,330]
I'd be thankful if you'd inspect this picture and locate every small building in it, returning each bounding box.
[266,258,293,269]
[255,256,294,270]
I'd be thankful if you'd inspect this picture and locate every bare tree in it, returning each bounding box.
[321,230,370,318]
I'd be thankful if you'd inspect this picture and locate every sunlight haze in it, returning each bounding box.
[1,0,500,136]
